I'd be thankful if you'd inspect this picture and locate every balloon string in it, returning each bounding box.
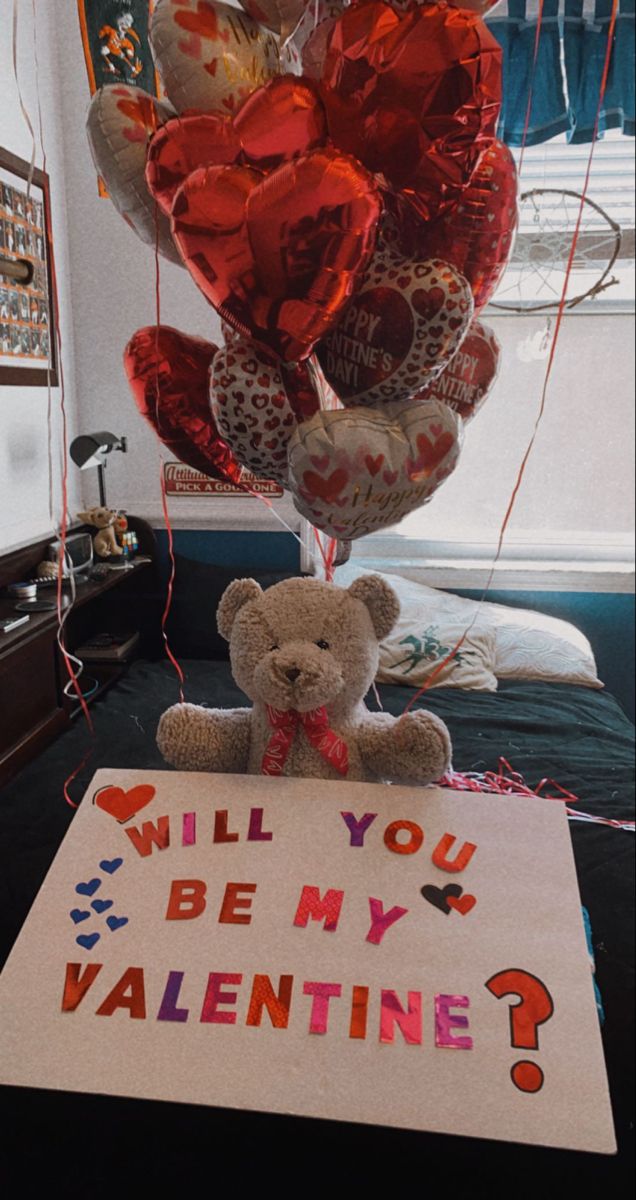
[154,211,186,702]
[404,1,618,717]
[18,0,94,806]
[518,0,545,174]
[12,0,37,199]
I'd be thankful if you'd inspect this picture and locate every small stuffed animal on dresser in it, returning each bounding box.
[157,575,451,785]
[77,507,123,559]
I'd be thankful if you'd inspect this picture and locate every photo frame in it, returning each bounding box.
[0,148,58,387]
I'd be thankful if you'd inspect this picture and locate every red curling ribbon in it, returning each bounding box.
[262,705,349,776]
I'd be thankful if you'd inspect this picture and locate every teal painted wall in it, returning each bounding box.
[153,530,634,722]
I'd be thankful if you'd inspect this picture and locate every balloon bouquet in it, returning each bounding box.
[87,0,518,545]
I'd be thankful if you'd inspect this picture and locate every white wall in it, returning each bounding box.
[54,0,299,534]
[0,1,80,553]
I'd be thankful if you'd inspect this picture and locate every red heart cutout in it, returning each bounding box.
[124,325,243,483]
[171,148,381,362]
[146,75,326,216]
[447,893,477,916]
[94,784,156,824]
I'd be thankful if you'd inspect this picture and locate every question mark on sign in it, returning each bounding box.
[485,968,555,1093]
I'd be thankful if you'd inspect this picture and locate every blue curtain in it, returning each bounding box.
[487,0,635,145]
[564,1,635,141]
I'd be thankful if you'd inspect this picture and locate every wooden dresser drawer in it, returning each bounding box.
[0,629,66,775]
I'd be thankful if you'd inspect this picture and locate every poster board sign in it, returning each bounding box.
[0,770,615,1153]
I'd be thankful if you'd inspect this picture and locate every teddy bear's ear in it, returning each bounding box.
[348,575,400,641]
[77,509,94,524]
[217,578,263,641]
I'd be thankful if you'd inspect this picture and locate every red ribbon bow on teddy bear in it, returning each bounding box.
[262,705,349,777]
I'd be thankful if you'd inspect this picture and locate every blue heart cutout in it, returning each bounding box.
[99,858,123,875]
[70,908,90,924]
[76,932,100,950]
[106,915,129,932]
[75,878,101,897]
[91,898,114,914]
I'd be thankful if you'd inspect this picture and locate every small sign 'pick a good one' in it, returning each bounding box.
[0,771,615,1153]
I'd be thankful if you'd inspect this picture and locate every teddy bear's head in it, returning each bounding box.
[217,575,399,714]
[78,506,117,530]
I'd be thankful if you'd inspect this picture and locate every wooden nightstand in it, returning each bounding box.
[0,532,158,786]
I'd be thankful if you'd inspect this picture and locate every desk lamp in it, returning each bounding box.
[69,432,127,507]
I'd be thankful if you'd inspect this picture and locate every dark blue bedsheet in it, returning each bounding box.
[0,661,633,1193]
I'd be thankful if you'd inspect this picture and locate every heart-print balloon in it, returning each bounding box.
[86,85,181,264]
[320,2,502,222]
[317,251,474,408]
[288,398,462,540]
[416,319,501,423]
[171,147,381,362]
[124,324,244,483]
[421,140,519,310]
[150,0,280,117]
[210,338,297,484]
[238,0,306,38]
[146,75,327,215]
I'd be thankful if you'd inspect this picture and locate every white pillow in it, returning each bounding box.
[334,564,603,690]
[336,566,498,691]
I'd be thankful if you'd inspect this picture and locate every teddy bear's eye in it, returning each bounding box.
[316,639,330,650]
[270,644,279,652]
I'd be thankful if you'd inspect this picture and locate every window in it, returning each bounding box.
[346,132,635,589]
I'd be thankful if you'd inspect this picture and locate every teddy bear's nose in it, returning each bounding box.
[286,667,301,683]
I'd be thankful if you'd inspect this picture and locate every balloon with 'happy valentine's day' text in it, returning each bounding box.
[317,252,474,408]
[210,338,298,485]
[288,399,462,540]
[86,85,181,264]
[124,325,243,483]
[150,0,280,118]
[415,319,501,423]
[171,147,381,363]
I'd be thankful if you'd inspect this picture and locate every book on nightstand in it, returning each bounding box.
[75,631,140,662]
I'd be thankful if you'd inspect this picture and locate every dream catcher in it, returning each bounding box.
[490,187,623,313]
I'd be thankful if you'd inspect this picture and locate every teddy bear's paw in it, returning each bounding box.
[394,711,452,781]
[156,703,216,770]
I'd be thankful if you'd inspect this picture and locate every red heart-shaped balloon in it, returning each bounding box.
[420,140,519,310]
[124,324,244,483]
[171,147,381,362]
[320,3,502,223]
[146,75,327,216]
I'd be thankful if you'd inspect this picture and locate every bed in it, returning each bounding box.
[0,647,633,1193]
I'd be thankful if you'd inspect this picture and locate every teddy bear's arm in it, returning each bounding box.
[358,710,452,786]
[157,703,251,773]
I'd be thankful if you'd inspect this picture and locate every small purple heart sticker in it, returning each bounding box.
[99,858,123,875]
[76,932,100,951]
[106,915,129,932]
[70,909,90,924]
[75,878,101,897]
[91,899,114,914]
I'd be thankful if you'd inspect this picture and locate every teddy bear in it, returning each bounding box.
[77,507,124,559]
[157,574,452,786]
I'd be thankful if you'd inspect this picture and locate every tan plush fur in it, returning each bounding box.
[157,575,452,785]
[77,507,123,558]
